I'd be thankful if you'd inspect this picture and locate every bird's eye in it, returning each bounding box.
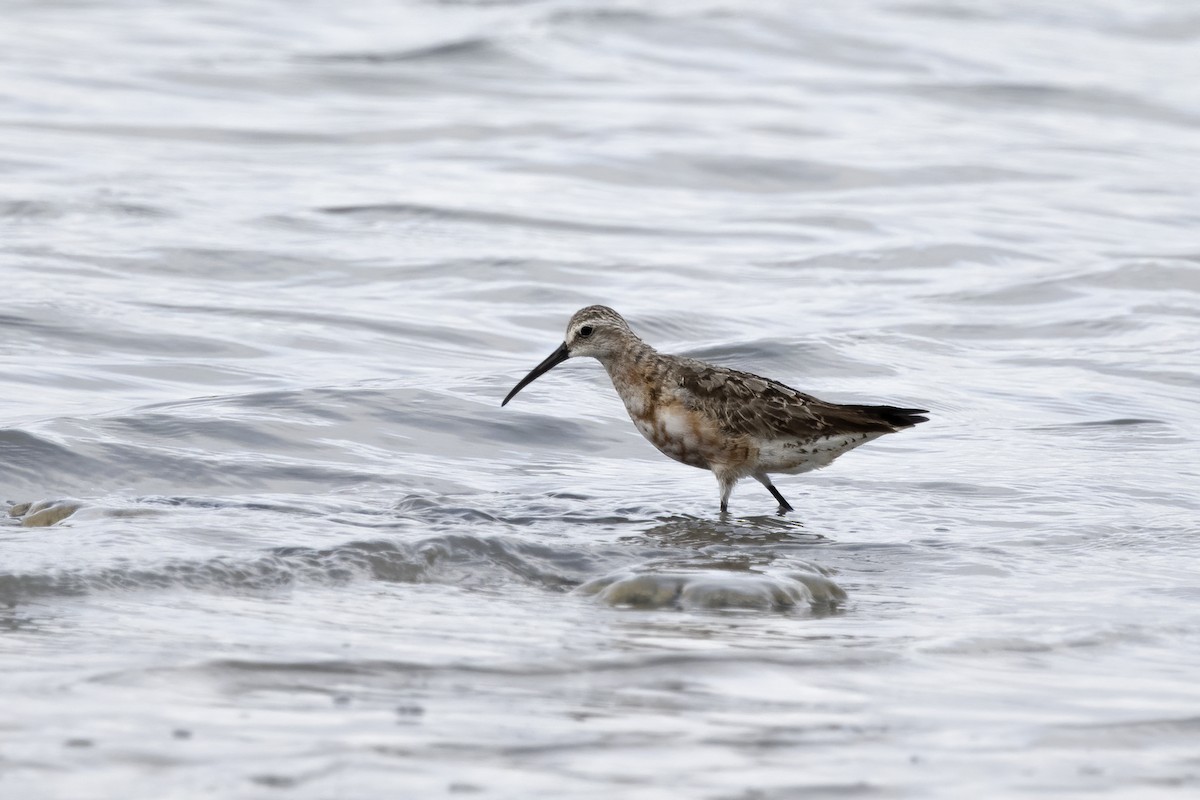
[578,325,594,338]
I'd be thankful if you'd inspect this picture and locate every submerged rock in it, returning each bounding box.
[7,499,83,528]
[577,566,845,611]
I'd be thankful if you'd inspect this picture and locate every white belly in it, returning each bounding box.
[756,432,884,474]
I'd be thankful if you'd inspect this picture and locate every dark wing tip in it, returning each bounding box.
[876,406,929,428]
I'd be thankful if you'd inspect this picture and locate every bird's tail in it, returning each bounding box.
[850,404,930,429]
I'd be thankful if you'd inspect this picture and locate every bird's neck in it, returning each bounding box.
[597,337,665,419]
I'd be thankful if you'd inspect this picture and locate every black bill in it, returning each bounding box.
[501,342,570,406]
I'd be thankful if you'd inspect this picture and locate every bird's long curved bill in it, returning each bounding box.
[501,342,570,406]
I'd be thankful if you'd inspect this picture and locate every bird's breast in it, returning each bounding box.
[630,403,732,471]
[605,356,751,472]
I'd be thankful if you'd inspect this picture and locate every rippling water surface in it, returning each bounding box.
[3,1,1200,797]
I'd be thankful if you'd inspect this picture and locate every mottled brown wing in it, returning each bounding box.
[675,360,919,441]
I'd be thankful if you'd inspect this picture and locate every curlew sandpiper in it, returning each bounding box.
[502,305,928,512]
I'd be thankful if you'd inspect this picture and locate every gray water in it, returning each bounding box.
[3,1,1200,797]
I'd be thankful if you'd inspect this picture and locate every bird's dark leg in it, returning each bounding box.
[717,472,735,514]
[767,484,794,512]
[755,474,794,512]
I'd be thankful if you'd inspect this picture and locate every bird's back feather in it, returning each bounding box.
[672,358,927,442]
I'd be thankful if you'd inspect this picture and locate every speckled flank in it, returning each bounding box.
[507,305,928,511]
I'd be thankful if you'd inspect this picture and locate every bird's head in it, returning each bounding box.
[501,305,635,406]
